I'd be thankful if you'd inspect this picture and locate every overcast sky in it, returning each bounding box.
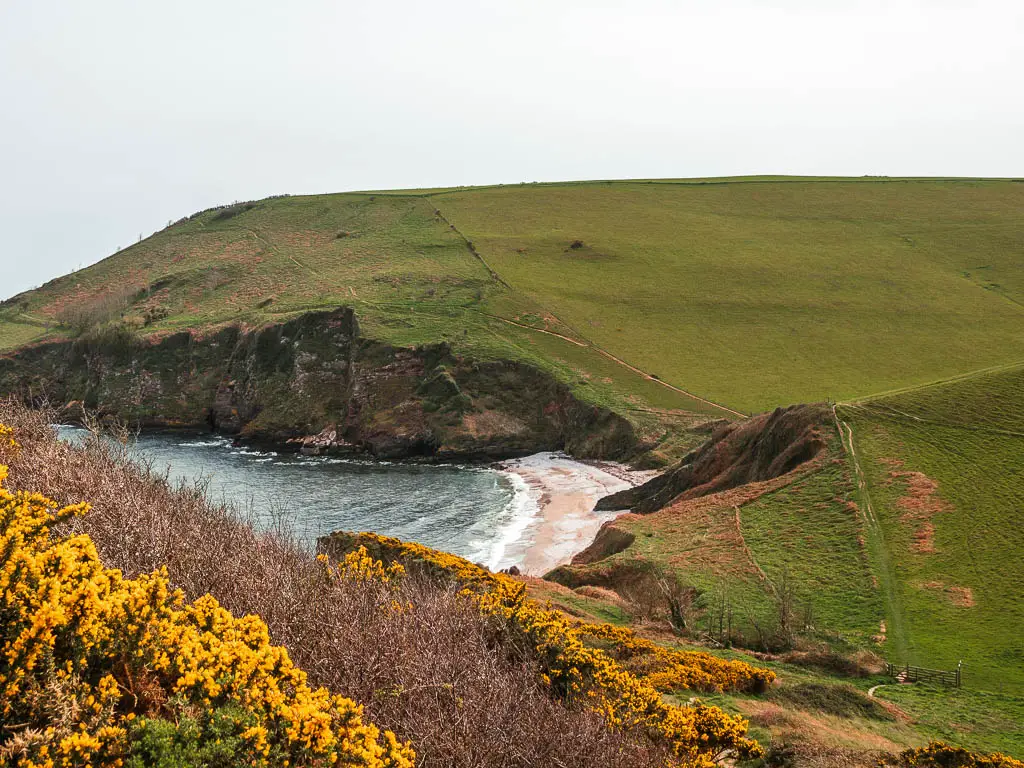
[2,0,1022,300]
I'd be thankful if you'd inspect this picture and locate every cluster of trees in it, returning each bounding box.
[621,562,816,653]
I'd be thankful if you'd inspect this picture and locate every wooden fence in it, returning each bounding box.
[885,661,962,688]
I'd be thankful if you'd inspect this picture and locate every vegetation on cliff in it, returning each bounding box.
[0,400,780,767]
[4,178,1023,416]
[323,531,774,766]
[0,423,413,767]
[4,177,1024,464]
[2,176,1024,764]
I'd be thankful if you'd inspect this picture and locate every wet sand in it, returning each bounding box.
[497,453,654,576]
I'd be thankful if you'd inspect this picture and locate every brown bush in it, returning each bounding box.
[55,283,143,333]
[779,645,885,678]
[0,400,668,768]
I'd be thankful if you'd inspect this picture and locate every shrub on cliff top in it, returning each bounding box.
[324,531,772,766]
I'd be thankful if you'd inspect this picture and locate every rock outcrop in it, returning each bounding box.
[596,404,829,513]
[0,308,638,461]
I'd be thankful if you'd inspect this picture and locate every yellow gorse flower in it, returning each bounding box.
[0,422,414,768]
[892,742,1024,768]
[334,533,773,767]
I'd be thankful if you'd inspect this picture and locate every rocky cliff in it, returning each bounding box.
[0,309,637,460]
[595,404,829,513]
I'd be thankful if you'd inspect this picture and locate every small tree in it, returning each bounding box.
[775,566,798,648]
[622,561,703,634]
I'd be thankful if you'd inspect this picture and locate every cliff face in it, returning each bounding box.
[0,309,636,460]
[595,404,829,513]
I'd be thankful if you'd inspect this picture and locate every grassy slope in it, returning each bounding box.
[4,178,1023,417]
[0,192,720,437]
[876,684,1024,757]
[2,176,1022,681]
[436,179,1024,413]
[554,424,886,645]
[842,363,1024,693]
[738,456,884,643]
[3,177,1023,751]
[707,658,1024,759]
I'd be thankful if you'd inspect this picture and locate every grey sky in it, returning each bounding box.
[2,0,1022,300]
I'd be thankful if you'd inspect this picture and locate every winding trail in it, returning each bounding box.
[833,404,911,665]
[244,227,314,275]
[476,312,589,347]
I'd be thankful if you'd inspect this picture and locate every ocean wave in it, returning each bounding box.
[179,439,231,448]
[474,471,540,571]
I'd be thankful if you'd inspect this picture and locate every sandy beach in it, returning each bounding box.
[496,453,654,576]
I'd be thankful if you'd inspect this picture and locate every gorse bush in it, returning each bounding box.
[326,532,773,767]
[883,742,1024,768]
[0,402,672,768]
[0,429,414,767]
[572,622,775,694]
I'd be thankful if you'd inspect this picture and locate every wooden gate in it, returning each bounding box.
[885,661,962,688]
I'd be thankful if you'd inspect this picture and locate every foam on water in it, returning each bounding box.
[468,471,540,571]
[54,428,631,572]
[57,426,535,566]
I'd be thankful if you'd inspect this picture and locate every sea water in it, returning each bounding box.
[58,428,538,571]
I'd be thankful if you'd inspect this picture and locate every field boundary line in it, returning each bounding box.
[845,402,1024,439]
[851,359,1024,404]
[431,206,511,289]
[411,176,1021,199]
[733,506,773,590]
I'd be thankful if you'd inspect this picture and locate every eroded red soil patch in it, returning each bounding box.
[919,581,975,607]
[883,462,950,554]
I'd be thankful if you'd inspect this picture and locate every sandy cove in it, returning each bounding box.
[497,452,655,576]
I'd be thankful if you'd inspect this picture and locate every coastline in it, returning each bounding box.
[495,452,654,576]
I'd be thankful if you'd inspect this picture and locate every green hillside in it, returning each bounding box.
[3,176,1024,761]
[3,177,1023,418]
[840,363,1024,693]
[2,176,1022,687]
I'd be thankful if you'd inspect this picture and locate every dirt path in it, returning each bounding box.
[476,312,589,347]
[244,227,314,275]
[833,404,911,664]
[483,308,745,418]
[588,342,746,418]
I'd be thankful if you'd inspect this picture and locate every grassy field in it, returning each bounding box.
[700,657,1024,760]
[2,176,1022,692]
[841,363,1024,694]
[548,421,886,647]
[738,455,884,644]
[3,177,1023,753]
[436,179,1024,412]
[4,178,1023,419]
[0,191,720,430]
[875,684,1024,757]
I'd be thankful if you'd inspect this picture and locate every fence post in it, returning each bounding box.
[957,660,962,688]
